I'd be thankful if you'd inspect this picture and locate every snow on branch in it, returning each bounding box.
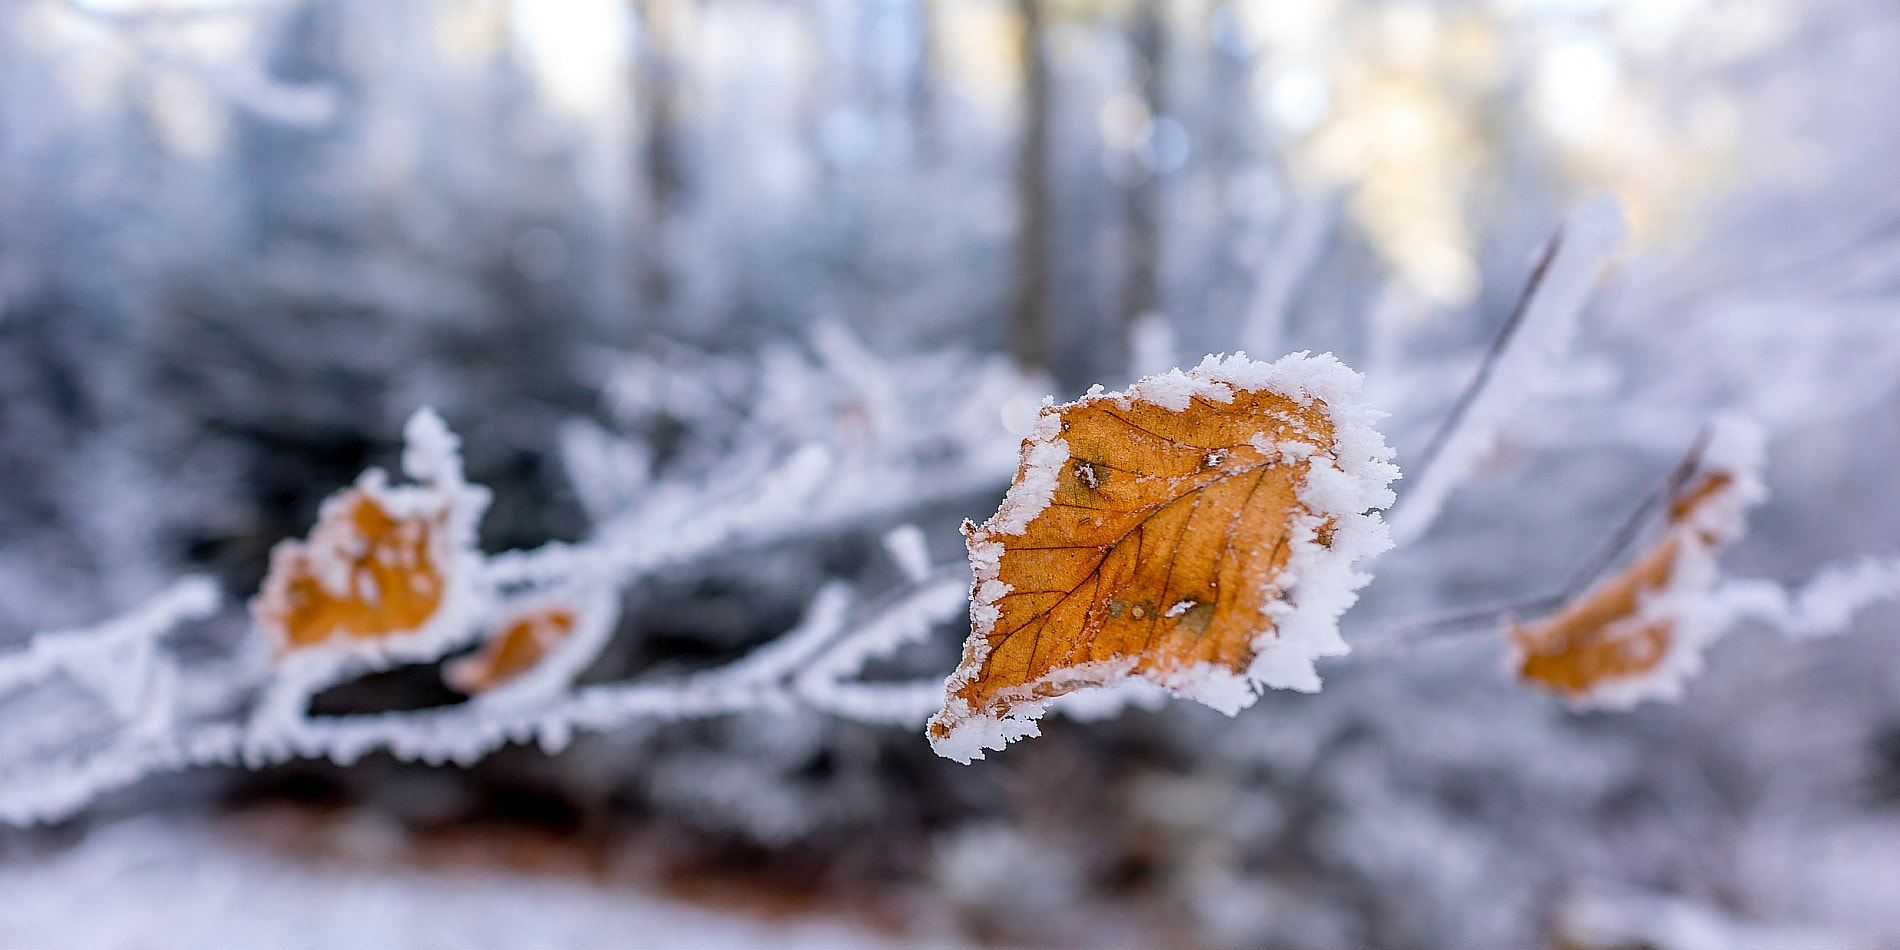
[1703,553,1900,641]
[0,337,1029,826]
[0,536,969,826]
[0,577,219,715]
[0,578,224,825]
[237,571,967,770]
[490,328,1033,593]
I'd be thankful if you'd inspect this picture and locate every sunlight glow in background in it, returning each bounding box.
[37,0,1797,307]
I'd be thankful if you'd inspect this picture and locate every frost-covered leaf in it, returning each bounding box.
[249,409,489,664]
[928,353,1398,762]
[1508,417,1766,708]
[445,604,577,694]
[254,485,450,650]
[443,587,617,703]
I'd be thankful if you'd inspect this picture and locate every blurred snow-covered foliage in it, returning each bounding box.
[3,0,1900,947]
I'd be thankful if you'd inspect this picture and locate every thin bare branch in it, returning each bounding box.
[1410,228,1565,481]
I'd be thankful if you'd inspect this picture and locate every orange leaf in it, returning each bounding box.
[445,604,578,694]
[250,437,487,664]
[928,353,1397,761]
[1509,420,1765,708]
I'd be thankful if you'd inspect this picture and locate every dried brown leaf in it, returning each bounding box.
[250,467,481,658]
[445,605,578,694]
[928,354,1397,761]
[1509,420,1765,709]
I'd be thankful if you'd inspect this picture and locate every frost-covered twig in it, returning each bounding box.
[0,336,1023,826]
[491,332,1032,594]
[259,571,963,767]
[482,444,836,590]
[0,568,966,825]
[793,571,969,726]
[1552,428,1712,602]
[0,577,220,699]
[0,579,224,824]
[1389,195,1629,545]
[1409,232,1563,481]
[1703,554,1900,641]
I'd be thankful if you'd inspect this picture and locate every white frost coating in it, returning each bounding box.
[930,351,1399,762]
[986,408,1069,536]
[400,406,464,487]
[0,578,219,708]
[929,405,1070,748]
[1048,679,1172,722]
[881,523,933,583]
[0,579,224,825]
[1389,194,1628,545]
[930,709,1045,765]
[1702,554,1900,642]
[1208,351,1396,704]
[966,537,1004,576]
[794,572,970,724]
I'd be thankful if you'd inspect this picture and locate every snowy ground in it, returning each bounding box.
[0,816,949,950]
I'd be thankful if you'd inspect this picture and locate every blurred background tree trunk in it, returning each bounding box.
[1010,0,1052,372]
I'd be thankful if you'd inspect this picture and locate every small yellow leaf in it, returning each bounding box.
[929,353,1397,761]
[251,472,465,655]
[445,604,578,694]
